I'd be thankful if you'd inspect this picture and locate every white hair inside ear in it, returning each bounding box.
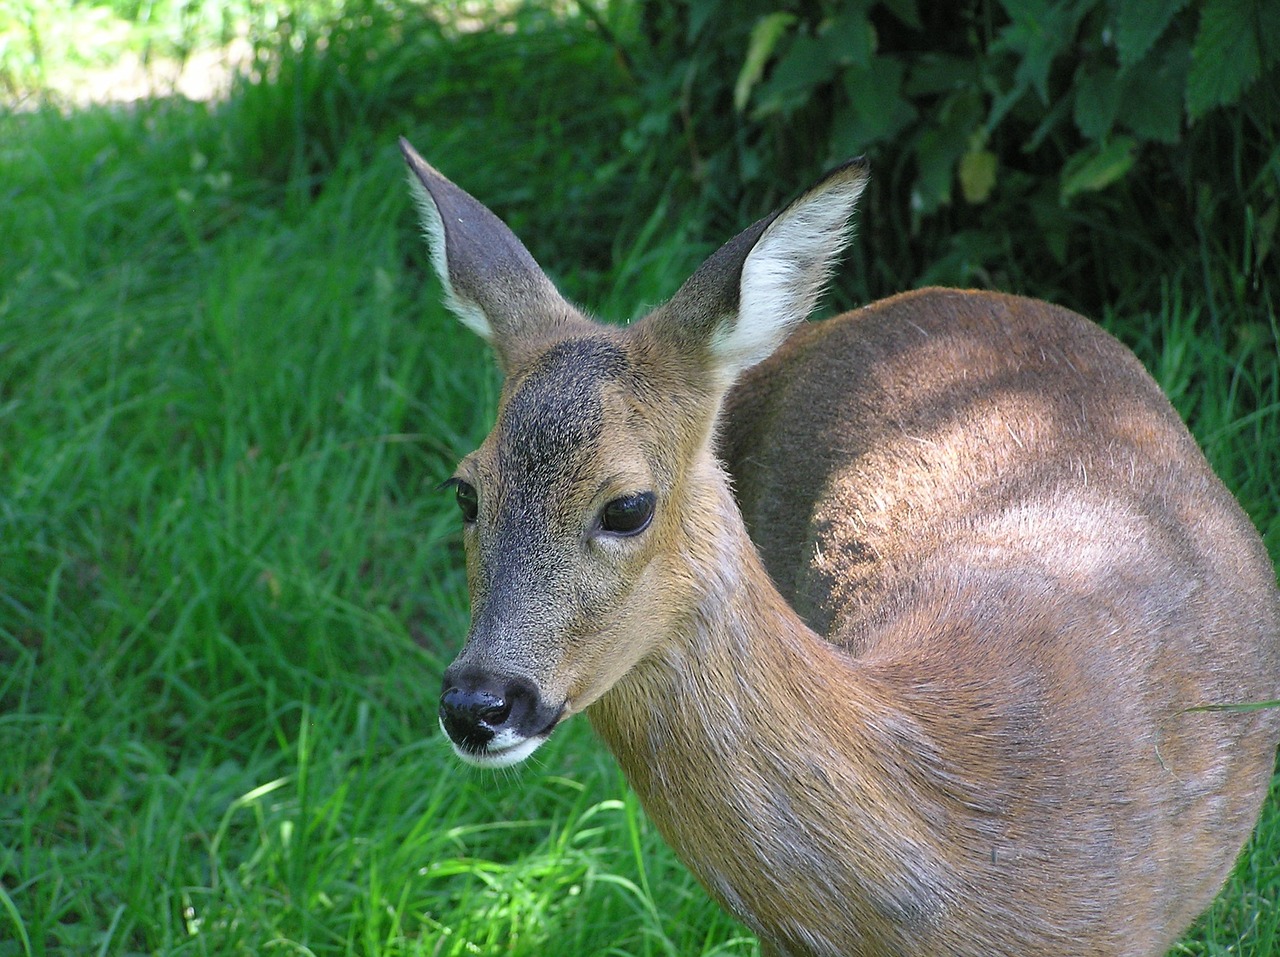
[406,172,494,340]
[711,164,868,379]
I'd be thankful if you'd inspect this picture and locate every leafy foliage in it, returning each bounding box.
[597,0,1279,317]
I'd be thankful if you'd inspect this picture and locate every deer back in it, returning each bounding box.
[720,286,1280,948]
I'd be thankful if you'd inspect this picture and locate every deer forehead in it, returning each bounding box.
[483,336,645,498]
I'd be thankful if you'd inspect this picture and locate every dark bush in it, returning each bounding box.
[600,0,1279,316]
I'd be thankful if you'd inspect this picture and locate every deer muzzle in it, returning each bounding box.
[438,665,564,767]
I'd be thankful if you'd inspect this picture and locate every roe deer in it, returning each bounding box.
[400,136,1280,957]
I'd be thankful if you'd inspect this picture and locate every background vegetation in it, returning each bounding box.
[1,0,1276,954]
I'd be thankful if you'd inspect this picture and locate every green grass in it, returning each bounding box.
[0,74,737,954]
[1,4,1277,956]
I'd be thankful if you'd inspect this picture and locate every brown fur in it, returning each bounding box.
[403,139,1280,957]
[597,289,1280,957]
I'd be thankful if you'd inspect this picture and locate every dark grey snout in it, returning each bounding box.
[439,665,563,765]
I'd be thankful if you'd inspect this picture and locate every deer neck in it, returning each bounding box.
[587,474,957,953]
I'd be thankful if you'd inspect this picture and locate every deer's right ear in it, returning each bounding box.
[400,137,587,372]
[645,159,869,391]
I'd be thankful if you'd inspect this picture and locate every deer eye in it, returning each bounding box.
[599,492,655,536]
[448,479,478,523]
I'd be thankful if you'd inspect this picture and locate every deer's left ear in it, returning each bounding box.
[400,137,592,373]
[646,159,869,389]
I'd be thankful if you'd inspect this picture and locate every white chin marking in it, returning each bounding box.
[439,717,547,768]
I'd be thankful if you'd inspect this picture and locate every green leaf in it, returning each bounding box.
[735,12,798,112]
[1115,40,1189,143]
[1073,38,1187,145]
[1024,93,1074,151]
[912,89,984,213]
[959,149,998,203]
[993,0,1096,103]
[824,9,877,70]
[1030,192,1072,264]
[832,59,915,157]
[1073,61,1121,141]
[905,55,978,97]
[914,129,957,212]
[1187,0,1262,117]
[1115,0,1191,68]
[753,31,838,114]
[1181,699,1280,714]
[688,0,726,41]
[1059,137,1138,201]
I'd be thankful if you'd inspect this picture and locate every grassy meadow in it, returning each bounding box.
[1,3,1278,956]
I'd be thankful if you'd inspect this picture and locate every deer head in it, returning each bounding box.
[401,138,868,767]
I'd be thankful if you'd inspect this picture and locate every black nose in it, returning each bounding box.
[439,671,540,752]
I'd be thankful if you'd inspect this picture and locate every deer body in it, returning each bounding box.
[595,289,1279,957]
[401,138,1280,957]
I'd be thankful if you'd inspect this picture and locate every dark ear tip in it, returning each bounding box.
[831,155,870,182]
[399,136,431,176]
[798,156,869,200]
